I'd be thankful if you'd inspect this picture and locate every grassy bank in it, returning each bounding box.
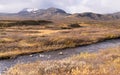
[1,25,120,59]
[4,47,120,75]
[0,20,53,27]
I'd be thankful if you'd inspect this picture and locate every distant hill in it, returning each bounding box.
[0,7,120,21]
[18,7,68,16]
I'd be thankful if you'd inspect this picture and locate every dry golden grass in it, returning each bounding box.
[18,40,38,47]
[4,47,120,75]
[0,38,14,43]
[1,25,120,59]
[25,30,60,36]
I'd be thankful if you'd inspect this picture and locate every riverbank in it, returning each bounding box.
[1,26,120,59]
[4,46,120,75]
[1,38,120,74]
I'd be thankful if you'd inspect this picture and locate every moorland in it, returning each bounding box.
[1,7,120,75]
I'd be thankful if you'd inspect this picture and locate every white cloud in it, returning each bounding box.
[0,0,120,13]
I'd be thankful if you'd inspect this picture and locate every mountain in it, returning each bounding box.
[18,7,68,16]
[69,12,118,20]
[18,8,39,14]
[0,7,120,21]
[107,12,120,19]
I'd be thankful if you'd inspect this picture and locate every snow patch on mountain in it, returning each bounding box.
[22,8,39,13]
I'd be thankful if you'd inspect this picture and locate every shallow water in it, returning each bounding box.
[1,39,120,74]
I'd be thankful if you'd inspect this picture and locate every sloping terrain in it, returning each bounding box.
[0,7,120,21]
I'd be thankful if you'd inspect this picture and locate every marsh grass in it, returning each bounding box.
[0,25,120,59]
[1,20,120,59]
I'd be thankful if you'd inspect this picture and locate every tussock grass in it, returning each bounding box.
[0,26,120,59]
[0,38,14,43]
[0,20,53,27]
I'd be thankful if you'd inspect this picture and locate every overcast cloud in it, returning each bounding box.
[0,0,120,13]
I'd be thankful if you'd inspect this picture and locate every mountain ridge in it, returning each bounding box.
[0,7,120,21]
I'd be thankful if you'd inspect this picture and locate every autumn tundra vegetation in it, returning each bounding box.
[0,20,120,59]
[0,20,120,75]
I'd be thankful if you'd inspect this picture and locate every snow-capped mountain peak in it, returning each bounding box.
[26,8,39,12]
[18,8,39,14]
[22,8,39,12]
[18,7,67,15]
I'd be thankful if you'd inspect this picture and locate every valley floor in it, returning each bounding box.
[0,21,120,75]
[1,24,120,59]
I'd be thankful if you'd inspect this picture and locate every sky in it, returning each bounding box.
[0,0,120,13]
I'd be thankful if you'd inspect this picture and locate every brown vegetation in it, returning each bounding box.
[4,47,120,75]
[0,20,53,27]
[0,21,120,59]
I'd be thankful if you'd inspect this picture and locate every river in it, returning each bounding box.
[1,39,120,74]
